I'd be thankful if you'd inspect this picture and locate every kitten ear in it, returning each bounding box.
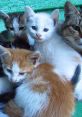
[0,45,11,63]
[25,6,35,18]
[64,1,80,16]
[30,51,41,67]
[0,11,9,20]
[51,9,59,23]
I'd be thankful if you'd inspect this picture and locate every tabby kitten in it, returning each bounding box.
[0,11,31,49]
[0,45,75,117]
[24,6,82,100]
[61,1,82,53]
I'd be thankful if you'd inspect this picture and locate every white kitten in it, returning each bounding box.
[25,6,82,100]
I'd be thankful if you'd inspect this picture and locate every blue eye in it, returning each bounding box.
[43,28,49,32]
[32,26,37,30]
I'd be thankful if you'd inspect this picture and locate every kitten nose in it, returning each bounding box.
[36,33,41,38]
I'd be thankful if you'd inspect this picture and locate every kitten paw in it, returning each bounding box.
[74,88,82,101]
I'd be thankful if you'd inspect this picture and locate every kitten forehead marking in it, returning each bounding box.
[13,17,19,33]
[12,62,20,73]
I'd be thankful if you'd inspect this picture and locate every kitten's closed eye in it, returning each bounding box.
[72,25,80,32]
[19,26,25,30]
[43,28,49,32]
[9,27,14,30]
[32,26,37,31]
[7,68,12,73]
[19,72,25,75]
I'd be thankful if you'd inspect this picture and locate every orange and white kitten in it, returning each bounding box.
[25,6,82,100]
[0,45,75,117]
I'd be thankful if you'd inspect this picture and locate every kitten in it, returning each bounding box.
[24,6,82,100]
[61,1,82,53]
[0,45,76,117]
[0,11,32,49]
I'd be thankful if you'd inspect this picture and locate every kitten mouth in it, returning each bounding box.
[35,37,42,41]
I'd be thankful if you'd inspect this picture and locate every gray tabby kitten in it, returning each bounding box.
[61,1,82,53]
[0,11,31,49]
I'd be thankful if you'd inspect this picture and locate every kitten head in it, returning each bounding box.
[0,11,26,37]
[61,1,82,51]
[0,45,41,83]
[24,6,59,43]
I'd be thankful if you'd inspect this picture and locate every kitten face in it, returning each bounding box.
[0,46,40,83]
[0,12,26,37]
[25,7,59,42]
[62,1,82,51]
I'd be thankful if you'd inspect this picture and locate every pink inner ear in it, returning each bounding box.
[51,9,59,24]
[31,56,38,64]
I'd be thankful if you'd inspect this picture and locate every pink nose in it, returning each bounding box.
[36,33,41,38]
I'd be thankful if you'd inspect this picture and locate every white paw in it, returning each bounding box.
[74,87,82,101]
[74,78,82,101]
[0,112,9,117]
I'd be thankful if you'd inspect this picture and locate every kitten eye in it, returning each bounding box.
[72,25,80,31]
[7,68,12,73]
[43,28,49,32]
[19,26,25,30]
[10,27,14,30]
[19,72,25,75]
[32,26,37,30]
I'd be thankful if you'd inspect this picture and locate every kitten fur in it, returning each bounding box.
[0,46,74,117]
[61,1,82,53]
[0,75,14,117]
[0,11,32,49]
[5,100,22,117]
[24,6,82,100]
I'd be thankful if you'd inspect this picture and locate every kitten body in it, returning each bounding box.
[25,7,82,100]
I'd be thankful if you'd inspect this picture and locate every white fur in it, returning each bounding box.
[79,38,82,43]
[74,77,82,100]
[27,33,35,45]
[0,112,9,117]
[25,9,82,100]
[13,18,19,34]
[14,78,49,117]
[0,77,12,94]
[11,17,23,36]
